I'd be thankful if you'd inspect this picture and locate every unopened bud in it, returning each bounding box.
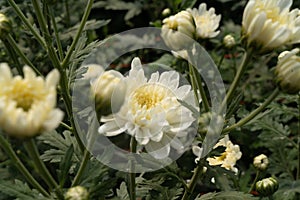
[223,34,236,49]
[256,177,279,197]
[253,154,269,171]
[0,13,11,39]
[162,8,171,16]
[275,48,300,94]
[65,186,89,200]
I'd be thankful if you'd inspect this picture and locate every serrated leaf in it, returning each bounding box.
[0,179,50,200]
[117,182,130,200]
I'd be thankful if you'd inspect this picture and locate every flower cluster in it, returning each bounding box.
[161,3,221,51]
[0,64,63,138]
[98,57,197,159]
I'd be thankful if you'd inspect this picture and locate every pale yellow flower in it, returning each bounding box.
[188,3,221,39]
[206,135,242,173]
[0,64,63,138]
[99,57,196,159]
[242,0,300,52]
[275,48,300,94]
[161,10,195,50]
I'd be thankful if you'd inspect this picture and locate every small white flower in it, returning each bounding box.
[188,3,221,39]
[99,57,197,159]
[161,10,195,51]
[0,64,63,138]
[206,135,242,173]
[242,0,300,52]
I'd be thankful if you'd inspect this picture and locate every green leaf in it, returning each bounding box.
[180,0,197,9]
[0,179,50,200]
[196,191,257,200]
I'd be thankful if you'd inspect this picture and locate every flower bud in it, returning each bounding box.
[253,154,269,171]
[65,186,89,200]
[0,13,11,39]
[223,34,236,49]
[92,70,125,116]
[275,48,300,94]
[162,8,171,16]
[256,177,278,197]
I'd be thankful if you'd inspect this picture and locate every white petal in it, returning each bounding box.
[46,69,60,87]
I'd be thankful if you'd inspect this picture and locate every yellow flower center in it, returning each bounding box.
[132,84,170,109]
[4,79,45,111]
[195,15,209,25]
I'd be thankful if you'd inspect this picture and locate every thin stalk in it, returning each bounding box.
[61,0,94,69]
[31,0,48,37]
[48,6,64,61]
[189,63,210,112]
[24,138,64,200]
[129,136,137,200]
[249,170,260,193]
[1,37,23,75]
[71,149,89,186]
[6,0,46,49]
[64,0,71,27]
[0,135,49,196]
[221,49,254,112]
[181,160,204,200]
[297,94,300,179]
[223,88,280,134]
[6,34,42,76]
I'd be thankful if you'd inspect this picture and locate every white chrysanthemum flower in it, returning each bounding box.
[188,3,221,39]
[206,135,242,173]
[161,10,195,51]
[99,57,196,159]
[242,0,300,52]
[0,64,64,138]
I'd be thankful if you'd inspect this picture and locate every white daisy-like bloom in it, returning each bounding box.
[0,64,64,138]
[242,0,300,52]
[99,57,197,159]
[206,135,242,173]
[188,3,221,39]
[161,10,195,51]
[275,48,300,94]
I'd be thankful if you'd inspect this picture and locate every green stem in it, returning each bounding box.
[72,149,90,186]
[0,135,49,196]
[181,161,204,200]
[64,0,71,26]
[6,0,46,49]
[249,170,260,193]
[48,6,64,61]
[23,138,64,200]
[129,136,137,200]
[297,94,300,179]
[31,0,48,37]
[223,88,280,134]
[1,37,23,75]
[6,34,42,76]
[61,0,94,69]
[221,49,254,112]
[189,63,210,112]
